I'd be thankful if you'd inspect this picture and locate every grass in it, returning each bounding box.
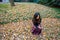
[51,7,60,18]
[0,4,9,8]
[0,3,60,40]
[0,3,60,24]
[0,4,9,14]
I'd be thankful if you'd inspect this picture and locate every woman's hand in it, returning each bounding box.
[38,25,42,29]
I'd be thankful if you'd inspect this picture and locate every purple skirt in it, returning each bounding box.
[31,26,42,35]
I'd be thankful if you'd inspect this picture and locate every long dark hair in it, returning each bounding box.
[32,12,42,25]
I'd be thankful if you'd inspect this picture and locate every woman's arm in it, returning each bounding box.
[38,24,43,29]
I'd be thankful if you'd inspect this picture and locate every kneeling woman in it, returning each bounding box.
[32,12,42,35]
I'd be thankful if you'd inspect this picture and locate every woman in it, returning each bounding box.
[32,12,42,35]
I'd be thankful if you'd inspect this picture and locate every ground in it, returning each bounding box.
[0,3,60,40]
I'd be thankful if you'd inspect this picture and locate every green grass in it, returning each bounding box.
[0,4,9,9]
[51,8,60,18]
[0,3,60,24]
[0,4,9,13]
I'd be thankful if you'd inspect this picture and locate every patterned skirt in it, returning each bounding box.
[31,26,42,35]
